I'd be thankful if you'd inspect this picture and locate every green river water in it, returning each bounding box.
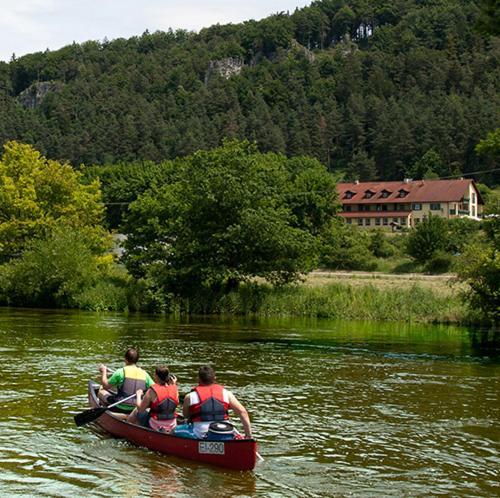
[0,308,498,497]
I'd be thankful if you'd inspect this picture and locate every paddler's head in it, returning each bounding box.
[155,365,170,385]
[198,365,216,386]
[124,348,139,365]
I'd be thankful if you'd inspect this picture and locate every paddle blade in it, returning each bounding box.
[74,407,106,427]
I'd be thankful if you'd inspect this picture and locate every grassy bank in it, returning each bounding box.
[185,280,466,323]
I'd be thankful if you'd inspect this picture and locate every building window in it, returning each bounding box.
[357,218,363,226]
[365,218,371,226]
[364,190,375,199]
[380,190,391,198]
[412,203,422,211]
[430,203,441,210]
[383,218,388,226]
[376,204,382,211]
[375,218,381,225]
[345,205,352,212]
[472,206,476,217]
[472,192,476,204]
[346,218,352,224]
[415,218,420,224]
[400,218,407,225]
[398,189,409,198]
[344,191,355,199]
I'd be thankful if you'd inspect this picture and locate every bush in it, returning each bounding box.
[424,251,453,274]
[0,226,125,310]
[406,215,448,263]
[320,220,377,271]
[369,231,395,258]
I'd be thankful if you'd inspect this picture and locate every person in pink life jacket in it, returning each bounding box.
[127,365,179,432]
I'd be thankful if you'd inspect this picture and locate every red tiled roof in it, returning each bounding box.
[339,211,411,218]
[337,179,483,204]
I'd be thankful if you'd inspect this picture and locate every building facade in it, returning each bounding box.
[336,179,483,229]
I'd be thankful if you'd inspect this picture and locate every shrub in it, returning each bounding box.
[320,220,377,271]
[406,215,448,263]
[424,251,453,274]
[0,226,122,310]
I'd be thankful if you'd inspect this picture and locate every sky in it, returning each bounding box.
[0,0,312,62]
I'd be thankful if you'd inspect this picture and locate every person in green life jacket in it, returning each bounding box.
[98,348,154,418]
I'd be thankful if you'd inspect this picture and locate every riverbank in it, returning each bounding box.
[183,276,466,323]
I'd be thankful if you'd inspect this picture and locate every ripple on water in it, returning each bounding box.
[0,311,499,497]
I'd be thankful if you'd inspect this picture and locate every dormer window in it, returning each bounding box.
[398,189,409,198]
[380,189,391,199]
[364,189,375,199]
[344,191,356,199]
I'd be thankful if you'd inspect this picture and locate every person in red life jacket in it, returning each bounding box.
[174,365,252,439]
[98,348,154,418]
[127,365,179,432]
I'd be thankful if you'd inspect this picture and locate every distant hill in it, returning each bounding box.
[0,0,498,183]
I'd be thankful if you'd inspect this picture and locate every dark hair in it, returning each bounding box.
[155,365,170,383]
[198,365,215,385]
[125,348,139,364]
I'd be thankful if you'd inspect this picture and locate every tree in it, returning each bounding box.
[456,217,500,323]
[319,218,377,271]
[476,0,500,36]
[122,140,338,298]
[0,141,105,261]
[0,225,120,309]
[406,215,448,263]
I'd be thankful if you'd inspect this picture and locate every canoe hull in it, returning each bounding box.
[87,381,258,471]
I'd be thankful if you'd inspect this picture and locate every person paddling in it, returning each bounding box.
[175,365,252,439]
[98,348,154,417]
[127,365,179,433]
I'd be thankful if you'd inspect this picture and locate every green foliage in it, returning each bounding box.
[424,251,454,274]
[408,149,446,180]
[320,219,377,271]
[194,281,464,323]
[369,230,395,258]
[0,1,498,185]
[476,128,500,159]
[122,140,339,297]
[81,160,176,228]
[477,184,500,215]
[0,226,125,310]
[476,0,500,36]
[406,216,450,263]
[0,141,105,261]
[456,217,500,323]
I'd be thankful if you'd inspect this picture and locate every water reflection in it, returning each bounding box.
[0,308,498,497]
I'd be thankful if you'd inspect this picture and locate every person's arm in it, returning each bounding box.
[228,392,252,439]
[182,393,191,419]
[137,389,154,413]
[99,364,112,390]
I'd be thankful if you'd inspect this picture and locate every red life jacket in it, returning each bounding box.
[149,384,179,421]
[189,384,230,423]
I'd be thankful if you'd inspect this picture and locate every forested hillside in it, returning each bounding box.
[0,0,498,182]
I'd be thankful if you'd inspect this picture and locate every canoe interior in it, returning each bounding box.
[86,380,258,471]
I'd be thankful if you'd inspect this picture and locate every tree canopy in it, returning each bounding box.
[0,0,498,184]
[0,141,105,261]
[122,140,339,297]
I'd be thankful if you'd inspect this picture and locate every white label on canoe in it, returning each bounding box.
[198,441,225,455]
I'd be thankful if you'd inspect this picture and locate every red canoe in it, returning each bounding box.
[86,381,258,471]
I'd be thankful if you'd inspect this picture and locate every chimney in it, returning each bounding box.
[354,180,359,185]
[403,178,412,184]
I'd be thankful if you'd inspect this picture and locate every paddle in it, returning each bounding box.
[74,393,136,427]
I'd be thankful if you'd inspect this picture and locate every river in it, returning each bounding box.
[0,308,498,497]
